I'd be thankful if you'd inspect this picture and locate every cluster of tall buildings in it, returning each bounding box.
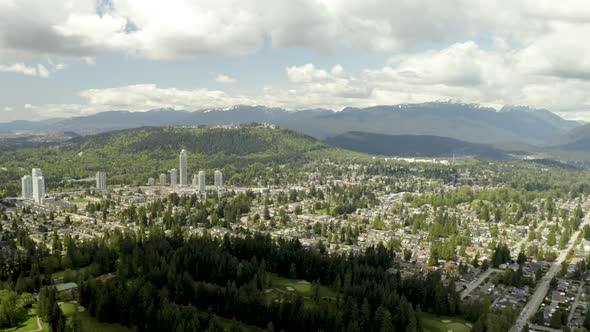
[151,150,223,192]
[21,168,45,203]
[21,150,222,202]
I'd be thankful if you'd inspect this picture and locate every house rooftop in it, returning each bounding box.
[55,282,78,292]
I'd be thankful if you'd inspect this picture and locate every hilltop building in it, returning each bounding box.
[147,177,155,186]
[96,172,107,190]
[179,149,187,186]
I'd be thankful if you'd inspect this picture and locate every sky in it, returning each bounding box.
[1,0,590,122]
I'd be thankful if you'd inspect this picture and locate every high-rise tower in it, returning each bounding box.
[198,171,206,193]
[214,170,223,188]
[179,149,187,186]
[169,169,178,187]
[21,175,32,199]
[33,176,45,203]
[31,168,44,203]
[96,172,107,190]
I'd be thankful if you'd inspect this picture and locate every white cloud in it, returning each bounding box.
[36,64,49,78]
[3,1,590,120]
[1,0,588,60]
[0,63,42,77]
[83,57,96,65]
[78,84,255,111]
[8,36,590,122]
[215,74,238,84]
[0,59,65,78]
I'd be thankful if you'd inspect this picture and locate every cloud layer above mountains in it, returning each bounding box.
[2,0,590,120]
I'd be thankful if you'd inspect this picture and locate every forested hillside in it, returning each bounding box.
[0,125,328,196]
[325,131,509,159]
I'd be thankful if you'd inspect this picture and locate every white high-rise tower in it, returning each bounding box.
[33,176,45,203]
[214,170,223,188]
[192,174,198,186]
[96,172,107,190]
[198,171,206,192]
[159,173,167,186]
[169,169,178,187]
[31,168,45,203]
[179,149,187,186]
[21,175,33,199]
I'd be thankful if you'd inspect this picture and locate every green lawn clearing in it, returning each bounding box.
[269,273,337,299]
[59,302,133,332]
[4,305,48,332]
[420,312,472,332]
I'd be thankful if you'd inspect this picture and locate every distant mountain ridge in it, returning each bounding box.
[324,131,510,159]
[546,123,590,151]
[0,102,581,145]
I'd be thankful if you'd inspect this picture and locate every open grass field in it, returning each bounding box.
[265,273,339,309]
[77,312,133,332]
[4,305,48,332]
[59,302,133,332]
[51,265,96,283]
[420,312,472,332]
[269,273,338,298]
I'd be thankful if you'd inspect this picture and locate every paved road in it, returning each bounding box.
[460,268,500,300]
[510,200,590,332]
[568,281,585,324]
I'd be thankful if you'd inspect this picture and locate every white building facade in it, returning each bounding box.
[170,169,178,187]
[33,176,45,203]
[21,175,32,199]
[214,170,223,188]
[96,172,107,190]
[198,171,206,192]
[179,149,187,186]
[31,168,45,203]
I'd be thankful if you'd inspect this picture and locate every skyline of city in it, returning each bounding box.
[20,149,225,204]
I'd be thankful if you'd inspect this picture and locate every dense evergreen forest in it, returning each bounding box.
[1,218,461,331]
[0,125,329,196]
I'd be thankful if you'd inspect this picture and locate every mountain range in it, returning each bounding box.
[0,102,582,146]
